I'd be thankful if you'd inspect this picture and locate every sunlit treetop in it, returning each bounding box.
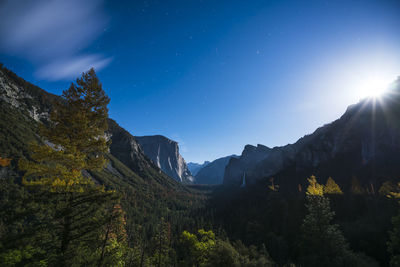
[306,175,324,196]
[324,177,343,195]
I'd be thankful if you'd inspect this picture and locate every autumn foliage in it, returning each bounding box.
[0,156,12,167]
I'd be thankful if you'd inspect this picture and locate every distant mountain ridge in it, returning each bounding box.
[135,135,194,183]
[195,155,238,184]
[224,81,400,192]
[187,161,210,176]
[224,144,271,186]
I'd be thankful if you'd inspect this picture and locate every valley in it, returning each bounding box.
[1,63,399,266]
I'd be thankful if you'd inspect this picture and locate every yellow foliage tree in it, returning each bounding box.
[306,175,324,196]
[324,177,343,195]
[0,156,12,167]
[379,181,397,197]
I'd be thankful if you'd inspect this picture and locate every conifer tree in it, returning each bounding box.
[19,69,119,266]
[388,183,400,266]
[324,177,343,195]
[351,176,364,194]
[299,175,358,266]
[96,203,130,267]
[151,218,172,267]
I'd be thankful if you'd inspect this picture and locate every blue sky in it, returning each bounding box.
[1,0,400,163]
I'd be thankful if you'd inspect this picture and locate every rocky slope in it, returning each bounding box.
[224,81,400,191]
[195,155,237,184]
[135,135,194,183]
[0,64,182,190]
[223,144,272,186]
[0,64,202,246]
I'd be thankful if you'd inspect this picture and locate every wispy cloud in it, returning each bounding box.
[35,55,112,81]
[0,0,111,81]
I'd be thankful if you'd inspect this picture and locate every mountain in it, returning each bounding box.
[224,81,400,192]
[135,135,194,183]
[187,161,210,176]
[0,65,208,252]
[0,63,191,193]
[223,144,272,186]
[0,65,168,180]
[195,155,237,184]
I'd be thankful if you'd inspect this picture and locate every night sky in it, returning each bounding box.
[1,0,400,163]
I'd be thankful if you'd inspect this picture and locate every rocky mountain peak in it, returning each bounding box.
[135,135,194,183]
[224,82,400,190]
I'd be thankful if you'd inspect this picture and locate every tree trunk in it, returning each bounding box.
[140,243,145,267]
[98,215,112,267]
[60,194,73,266]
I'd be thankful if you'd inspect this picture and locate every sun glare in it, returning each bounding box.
[357,75,392,99]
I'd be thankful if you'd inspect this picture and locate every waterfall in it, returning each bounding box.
[240,172,246,187]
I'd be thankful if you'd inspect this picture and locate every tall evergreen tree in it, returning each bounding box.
[351,176,364,194]
[388,183,400,267]
[299,176,359,266]
[150,218,172,267]
[19,69,119,266]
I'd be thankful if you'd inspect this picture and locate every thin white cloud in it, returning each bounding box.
[36,55,113,81]
[0,0,111,81]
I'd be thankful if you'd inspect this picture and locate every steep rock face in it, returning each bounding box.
[0,65,58,122]
[135,135,194,183]
[195,155,237,185]
[106,119,157,175]
[187,161,210,176]
[223,144,271,186]
[0,65,58,175]
[224,82,400,190]
[0,65,180,189]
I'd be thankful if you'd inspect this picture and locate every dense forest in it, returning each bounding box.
[0,67,400,266]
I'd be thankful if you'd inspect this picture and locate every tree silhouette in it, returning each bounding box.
[300,176,360,266]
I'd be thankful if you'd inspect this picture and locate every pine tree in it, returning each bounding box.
[300,176,358,266]
[351,176,364,194]
[388,183,400,266]
[19,69,119,266]
[150,218,172,267]
[96,203,130,267]
[324,177,343,195]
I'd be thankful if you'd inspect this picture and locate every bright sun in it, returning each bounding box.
[357,75,392,99]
